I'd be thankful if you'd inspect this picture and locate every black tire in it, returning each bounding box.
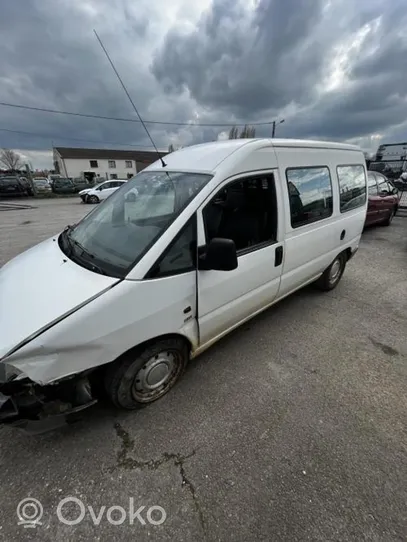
[87,194,99,204]
[315,253,346,291]
[104,337,189,410]
[383,207,396,226]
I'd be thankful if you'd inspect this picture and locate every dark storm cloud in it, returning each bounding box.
[1,0,407,164]
[152,0,407,144]
[0,0,202,154]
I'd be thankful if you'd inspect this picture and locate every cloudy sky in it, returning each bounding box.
[1,0,407,169]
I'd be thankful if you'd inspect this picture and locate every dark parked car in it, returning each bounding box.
[0,176,32,197]
[72,177,93,192]
[366,171,399,227]
[51,178,76,194]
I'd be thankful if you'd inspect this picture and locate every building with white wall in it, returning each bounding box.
[53,147,166,182]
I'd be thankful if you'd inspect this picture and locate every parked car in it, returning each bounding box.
[0,176,31,197]
[48,174,62,186]
[366,171,399,227]
[78,184,102,202]
[0,138,368,432]
[33,178,52,193]
[52,177,76,194]
[72,177,93,192]
[83,179,127,203]
[18,177,34,196]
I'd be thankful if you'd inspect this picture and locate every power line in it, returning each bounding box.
[94,29,166,167]
[0,127,156,148]
[0,100,275,128]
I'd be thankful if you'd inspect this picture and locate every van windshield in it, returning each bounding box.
[59,170,212,278]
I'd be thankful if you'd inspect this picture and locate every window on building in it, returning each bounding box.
[337,165,366,212]
[110,173,118,180]
[147,217,197,278]
[125,160,133,168]
[202,175,277,253]
[286,167,333,228]
[90,160,98,168]
[108,160,116,168]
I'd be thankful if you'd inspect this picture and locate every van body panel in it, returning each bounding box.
[197,243,283,345]
[273,146,367,297]
[0,236,119,360]
[2,273,198,384]
[0,138,367,397]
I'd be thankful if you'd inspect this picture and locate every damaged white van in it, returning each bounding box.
[0,139,367,432]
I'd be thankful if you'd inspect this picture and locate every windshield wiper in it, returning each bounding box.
[63,228,107,275]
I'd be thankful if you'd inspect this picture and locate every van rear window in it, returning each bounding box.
[337,165,366,212]
[286,167,333,228]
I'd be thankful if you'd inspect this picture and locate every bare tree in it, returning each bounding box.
[239,125,256,138]
[229,125,256,139]
[228,126,239,139]
[0,148,23,171]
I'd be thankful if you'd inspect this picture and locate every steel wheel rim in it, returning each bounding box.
[329,258,342,285]
[132,350,183,403]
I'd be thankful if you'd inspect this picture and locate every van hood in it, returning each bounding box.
[0,236,119,360]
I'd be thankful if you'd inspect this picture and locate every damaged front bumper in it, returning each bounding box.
[0,373,97,434]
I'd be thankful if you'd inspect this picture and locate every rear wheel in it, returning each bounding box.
[315,253,346,291]
[87,194,99,204]
[104,337,189,409]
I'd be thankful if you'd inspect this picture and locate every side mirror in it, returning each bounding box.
[391,187,399,195]
[199,238,238,271]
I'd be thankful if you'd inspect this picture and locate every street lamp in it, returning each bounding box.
[272,119,285,138]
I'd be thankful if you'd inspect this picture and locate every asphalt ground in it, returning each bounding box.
[0,198,406,541]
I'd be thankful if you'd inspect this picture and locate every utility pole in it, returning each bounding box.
[272,119,285,138]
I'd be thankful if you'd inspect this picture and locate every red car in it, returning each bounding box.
[366,171,399,227]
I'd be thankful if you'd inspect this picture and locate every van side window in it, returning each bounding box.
[286,167,333,228]
[337,165,367,212]
[202,175,277,253]
[146,216,197,278]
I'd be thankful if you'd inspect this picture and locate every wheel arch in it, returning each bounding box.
[102,333,193,372]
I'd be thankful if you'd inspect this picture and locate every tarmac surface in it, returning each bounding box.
[0,198,406,541]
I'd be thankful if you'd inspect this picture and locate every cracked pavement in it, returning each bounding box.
[0,199,406,541]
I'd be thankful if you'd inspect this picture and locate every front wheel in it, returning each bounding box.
[104,338,189,410]
[315,253,346,291]
[87,194,99,204]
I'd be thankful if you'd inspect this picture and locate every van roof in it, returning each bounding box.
[144,138,363,174]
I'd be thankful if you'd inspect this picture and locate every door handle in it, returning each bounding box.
[275,246,283,267]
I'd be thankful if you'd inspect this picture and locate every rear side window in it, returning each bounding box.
[368,173,378,195]
[337,165,367,212]
[286,167,333,228]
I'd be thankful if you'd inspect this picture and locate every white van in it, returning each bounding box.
[0,139,367,432]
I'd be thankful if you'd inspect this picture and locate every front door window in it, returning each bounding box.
[202,176,277,253]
